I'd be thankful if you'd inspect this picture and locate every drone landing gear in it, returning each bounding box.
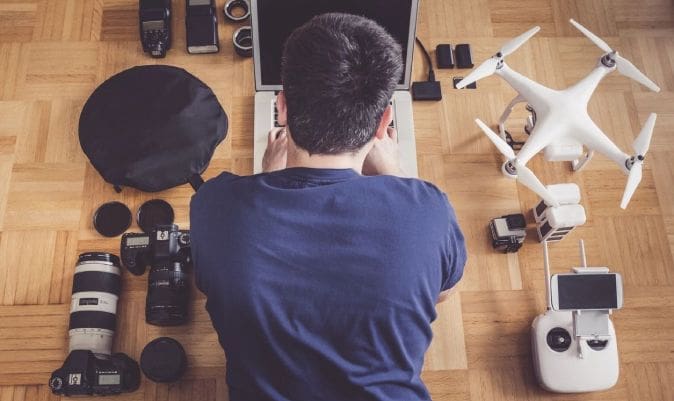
[572,150,594,172]
[498,96,534,151]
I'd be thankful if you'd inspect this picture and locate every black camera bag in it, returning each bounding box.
[79,65,227,192]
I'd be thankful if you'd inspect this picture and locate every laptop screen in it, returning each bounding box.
[253,0,416,90]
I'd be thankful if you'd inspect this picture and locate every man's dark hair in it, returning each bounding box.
[281,13,403,155]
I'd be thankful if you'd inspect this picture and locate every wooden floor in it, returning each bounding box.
[1,0,673,400]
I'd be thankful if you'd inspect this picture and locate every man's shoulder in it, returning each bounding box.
[363,175,452,220]
[191,171,248,208]
[371,175,448,202]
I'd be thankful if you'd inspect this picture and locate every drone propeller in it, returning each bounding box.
[476,119,515,159]
[456,26,541,89]
[569,19,612,53]
[501,26,542,57]
[569,19,661,92]
[475,119,560,207]
[621,113,657,209]
[455,58,500,90]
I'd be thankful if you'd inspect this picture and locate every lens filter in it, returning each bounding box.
[93,201,132,237]
[140,337,187,383]
[137,199,175,233]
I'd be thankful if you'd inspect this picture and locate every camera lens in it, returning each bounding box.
[137,199,174,234]
[146,262,189,326]
[69,253,122,356]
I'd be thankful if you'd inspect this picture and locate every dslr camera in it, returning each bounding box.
[139,0,172,58]
[121,224,191,326]
[50,253,140,396]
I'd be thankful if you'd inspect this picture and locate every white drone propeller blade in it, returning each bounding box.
[475,118,516,159]
[500,26,541,56]
[569,19,613,53]
[515,162,560,207]
[615,54,661,92]
[621,161,643,209]
[633,113,657,155]
[456,58,500,89]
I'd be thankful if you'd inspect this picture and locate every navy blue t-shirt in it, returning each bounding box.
[190,168,466,401]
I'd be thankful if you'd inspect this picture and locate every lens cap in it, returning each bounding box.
[93,201,132,237]
[137,199,175,233]
[140,337,187,383]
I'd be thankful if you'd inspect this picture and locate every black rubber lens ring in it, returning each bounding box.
[69,311,117,331]
[77,252,121,267]
[72,271,121,295]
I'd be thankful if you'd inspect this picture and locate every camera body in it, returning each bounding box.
[50,252,140,396]
[121,224,191,326]
[122,224,191,274]
[139,0,172,58]
[50,350,140,396]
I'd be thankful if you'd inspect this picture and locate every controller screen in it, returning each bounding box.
[557,274,617,309]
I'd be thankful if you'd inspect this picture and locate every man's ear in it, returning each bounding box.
[374,105,393,140]
[276,91,288,126]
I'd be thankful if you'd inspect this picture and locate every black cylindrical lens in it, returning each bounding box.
[146,262,189,326]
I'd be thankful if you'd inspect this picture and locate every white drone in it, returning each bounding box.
[456,19,660,209]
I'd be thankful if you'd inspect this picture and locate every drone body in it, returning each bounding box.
[457,20,660,209]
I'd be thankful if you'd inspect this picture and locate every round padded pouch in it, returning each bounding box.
[79,65,227,192]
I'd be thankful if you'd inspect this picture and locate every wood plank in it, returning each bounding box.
[0,0,672,398]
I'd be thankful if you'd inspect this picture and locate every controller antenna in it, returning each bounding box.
[543,241,552,310]
[579,239,588,268]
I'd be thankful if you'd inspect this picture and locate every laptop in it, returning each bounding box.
[251,0,419,176]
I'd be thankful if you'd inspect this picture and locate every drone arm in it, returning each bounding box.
[496,63,556,112]
[568,65,612,104]
[574,123,630,173]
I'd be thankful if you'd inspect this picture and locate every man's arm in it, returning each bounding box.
[437,199,467,304]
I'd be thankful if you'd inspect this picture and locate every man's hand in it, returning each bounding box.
[262,128,288,173]
[363,127,403,176]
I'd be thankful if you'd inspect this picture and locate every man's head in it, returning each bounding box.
[278,13,403,155]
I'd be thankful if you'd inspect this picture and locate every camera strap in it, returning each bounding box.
[188,174,204,191]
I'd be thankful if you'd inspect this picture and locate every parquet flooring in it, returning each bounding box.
[0,0,673,400]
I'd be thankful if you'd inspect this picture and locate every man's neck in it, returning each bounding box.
[286,142,367,173]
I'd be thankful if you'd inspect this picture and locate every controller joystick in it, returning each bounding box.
[546,327,572,352]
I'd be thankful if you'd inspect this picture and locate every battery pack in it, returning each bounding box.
[436,44,454,68]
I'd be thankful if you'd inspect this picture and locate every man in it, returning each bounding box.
[190,13,466,401]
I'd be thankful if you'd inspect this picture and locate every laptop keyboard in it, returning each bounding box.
[273,99,283,128]
[272,100,396,130]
